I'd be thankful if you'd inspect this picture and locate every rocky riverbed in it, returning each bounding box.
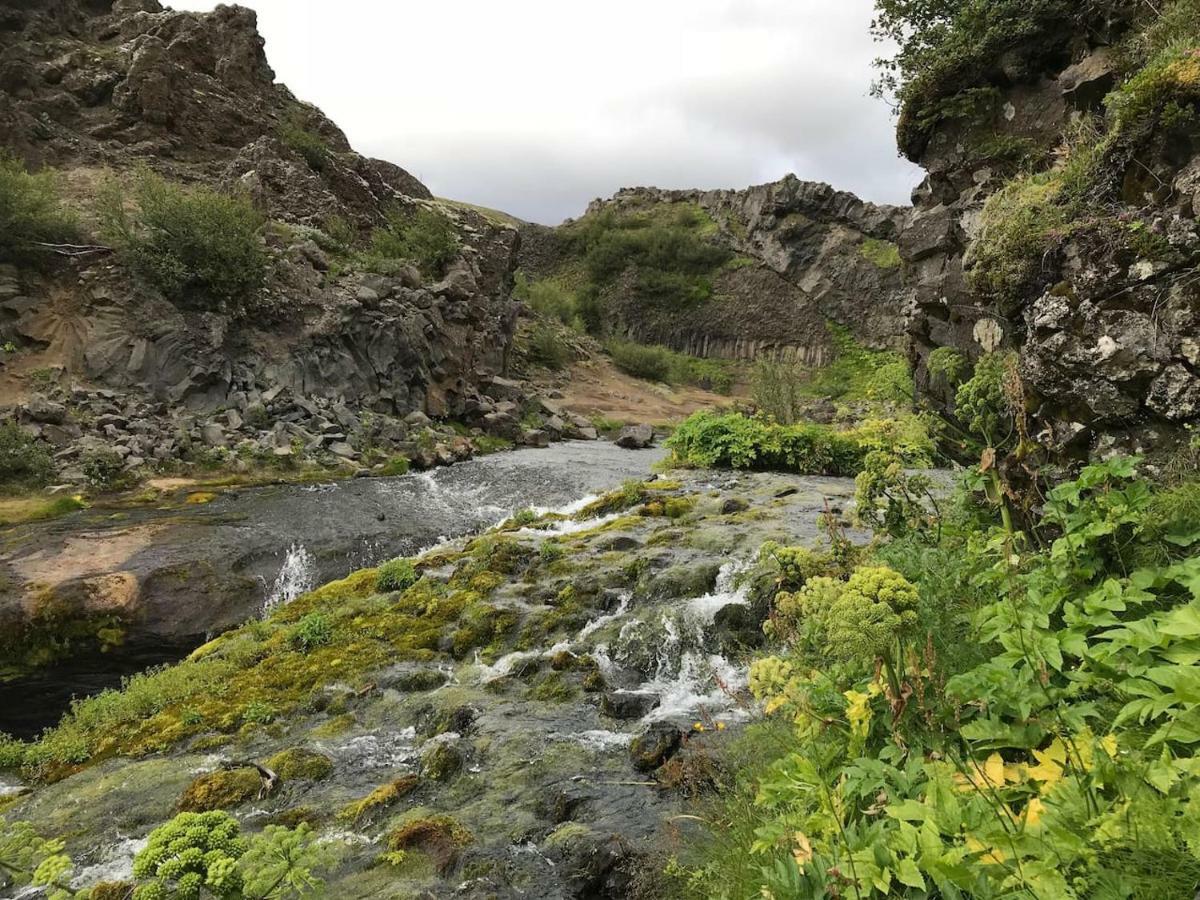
[0,442,666,737]
[1,455,865,898]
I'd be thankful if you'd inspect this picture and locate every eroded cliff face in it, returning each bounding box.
[0,0,524,457]
[899,17,1200,459]
[520,176,911,364]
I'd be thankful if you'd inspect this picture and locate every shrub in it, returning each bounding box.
[513,273,579,327]
[0,152,78,265]
[81,448,129,492]
[606,338,733,392]
[667,411,932,476]
[526,323,570,370]
[278,113,331,172]
[0,421,54,491]
[376,557,418,593]
[362,206,459,278]
[98,171,266,314]
[607,339,671,382]
[565,203,731,315]
[752,357,807,425]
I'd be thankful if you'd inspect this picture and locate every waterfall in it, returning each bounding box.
[262,543,317,615]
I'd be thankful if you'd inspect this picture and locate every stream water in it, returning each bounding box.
[0,441,667,738]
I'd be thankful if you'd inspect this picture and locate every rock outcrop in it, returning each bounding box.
[898,12,1200,459]
[0,0,528,476]
[520,175,911,365]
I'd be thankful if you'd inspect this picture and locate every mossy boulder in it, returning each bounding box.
[386,813,472,874]
[176,767,261,812]
[644,561,720,600]
[421,741,464,782]
[265,747,333,781]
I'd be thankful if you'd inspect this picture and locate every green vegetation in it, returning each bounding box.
[870,0,1123,158]
[557,202,732,331]
[0,152,78,266]
[177,768,261,813]
[265,747,333,781]
[605,338,735,393]
[290,612,332,651]
[362,206,459,278]
[376,557,418,593]
[513,273,581,329]
[669,446,1200,899]
[337,776,419,824]
[525,322,571,371]
[277,112,331,172]
[81,448,130,492]
[98,171,267,315]
[859,237,902,268]
[0,421,54,491]
[752,326,913,423]
[666,411,932,476]
[131,811,326,899]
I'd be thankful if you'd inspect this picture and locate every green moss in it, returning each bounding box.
[385,813,472,874]
[310,713,355,738]
[859,238,902,269]
[338,775,420,824]
[265,747,334,781]
[421,743,463,782]
[526,671,580,703]
[176,768,261,812]
[376,557,418,593]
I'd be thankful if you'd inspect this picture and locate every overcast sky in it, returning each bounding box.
[179,0,923,224]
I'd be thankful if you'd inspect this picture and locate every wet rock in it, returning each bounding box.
[543,824,637,899]
[601,690,660,720]
[645,561,721,600]
[629,721,683,772]
[614,424,654,449]
[720,497,749,514]
[711,603,764,653]
[420,739,464,782]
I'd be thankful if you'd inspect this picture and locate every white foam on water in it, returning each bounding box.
[330,728,418,770]
[476,649,541,682]
[72,837,147,890]
[564,729,635,751]
[578,592,631,641]
[262,543,316,614]
[685,558,751,624]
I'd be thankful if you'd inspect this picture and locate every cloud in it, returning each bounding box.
[177,0,922,224]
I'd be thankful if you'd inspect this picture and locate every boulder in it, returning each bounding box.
[600,691,660,720]
[614,424,654,449]
[629,721,682,772]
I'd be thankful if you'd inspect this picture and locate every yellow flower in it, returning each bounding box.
[716,722,727,731]
[693,721,705,732]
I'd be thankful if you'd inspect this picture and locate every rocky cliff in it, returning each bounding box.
[1,0,531,476]
[519,175,911,364]
[897,5,1200,459]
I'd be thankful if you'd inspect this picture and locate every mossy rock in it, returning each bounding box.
[88,883,136,900]
[643,561,720,600]
[527,671,580,703]
[267,805,324,828]
[338,775,420,824]
[265,747,334,781]
[421,742,464,782]
[386,813,473,874]
[177,768,261,812]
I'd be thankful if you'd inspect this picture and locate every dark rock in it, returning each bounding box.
[711,603,765,653]
[22,396,66,425]
[720,497,749,514]
[629,721,682,772]
[614,424,654,449]
[601,691,660,720]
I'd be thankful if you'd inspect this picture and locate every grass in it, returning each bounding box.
[0,494,85,527]
[859,238,902,269]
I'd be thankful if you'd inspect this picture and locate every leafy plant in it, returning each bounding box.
[82,447,130,492]
[98,171,267,314]
[291,613,332,651]
[0,152,78,266]
[131,811,326,899]
[277,113,331,172]
[0,820,76,900]
[0,421,54,491]
[376,557,418,593]
[362,206,459,278]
